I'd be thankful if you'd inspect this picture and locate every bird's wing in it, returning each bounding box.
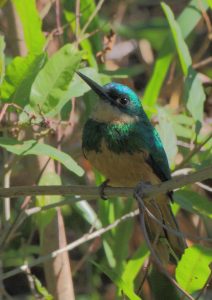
[137,123,171,182]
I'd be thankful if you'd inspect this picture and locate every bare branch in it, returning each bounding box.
[0,166,211,199]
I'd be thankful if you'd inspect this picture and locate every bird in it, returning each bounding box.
[77,71,186,265]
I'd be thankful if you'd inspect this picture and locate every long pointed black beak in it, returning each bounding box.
[76,71,113,103]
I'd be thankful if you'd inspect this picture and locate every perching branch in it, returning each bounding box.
[0,166,211,200]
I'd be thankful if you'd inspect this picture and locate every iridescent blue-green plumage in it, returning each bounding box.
[83,83,171,183]
[78,73,186,264]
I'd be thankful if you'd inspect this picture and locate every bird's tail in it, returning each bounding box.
[143,193,186,265]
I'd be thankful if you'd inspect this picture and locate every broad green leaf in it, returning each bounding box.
[176,245,212,294]
[0,137,84,176]
[0,35,5,85]
[174,189,212,219]
[34,276,53,300]
[74,200,102,229]
[207,0,212,8]
[161,2,191,75]
[1,54,46,106]
[92,261,141,300]
[172,123,194,139]
[34,172,61,233]
[184,68,206,123]
[122,244,149,289]
[161,3,206,123]
[143,0,209,108]
[171,113,194,138]
[156,108,178,167]
[64,67,101,100]
[172,114,194,126]
[30,44,82,116]
[12,0,45,54]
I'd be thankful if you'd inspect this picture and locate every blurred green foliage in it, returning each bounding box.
[0,0,211,299]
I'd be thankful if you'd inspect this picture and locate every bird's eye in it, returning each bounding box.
[116,97,129,106]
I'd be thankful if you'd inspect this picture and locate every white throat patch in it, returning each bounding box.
[91,101,138,124]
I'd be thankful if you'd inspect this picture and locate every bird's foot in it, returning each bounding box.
[99,179,110,200]
[134,181,152,199]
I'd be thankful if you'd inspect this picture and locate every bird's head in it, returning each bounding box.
[77,71,143,123]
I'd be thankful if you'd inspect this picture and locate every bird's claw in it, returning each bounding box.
[98,179,110,200]
[134,181,151,199]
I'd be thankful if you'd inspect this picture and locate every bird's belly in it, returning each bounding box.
[84,141,160,187]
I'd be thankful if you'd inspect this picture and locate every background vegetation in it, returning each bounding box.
[0,0,212,299]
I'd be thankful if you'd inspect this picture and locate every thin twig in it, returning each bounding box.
[80,0,105,36]
[193,56,212,69]
[0,166,211,199]
[0,104,9,123]
[1,210,139,280]
[175,133,212,170]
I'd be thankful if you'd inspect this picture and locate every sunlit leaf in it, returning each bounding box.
[143,0,209,109]
[207,0,212,8]
[34,276,53,300]
[161,3,206,123]
[74,200,102,229]
[176,245,212,294]
[1,54,47,106]
[122,244,149,289]
[184,68,205,123]
[12,0,45,54]
[30,44,82,116]
[161,2,191,74]
[92,261,141,300]
[156,108,178,167]
[0,137,84,176]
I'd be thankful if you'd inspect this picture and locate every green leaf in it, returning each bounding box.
[12,0,45,54]
[174,189,212,219]
[122,244,149,289]
[161,3,206,123]
[0,35,5,85]
[34,276,53,300]
[74,200,102,229]
[156,108,178,167]
[30,44,82,116]
[143,0,209,108]
[92,261,141,300]
[34,172,61,232]
[176,245,212,294]
[207,0,212,8]
[161,2,191,74]
[1,53,47,106]
[184,68,206,123]
[0,137,84,176]
[69,67,101,98]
